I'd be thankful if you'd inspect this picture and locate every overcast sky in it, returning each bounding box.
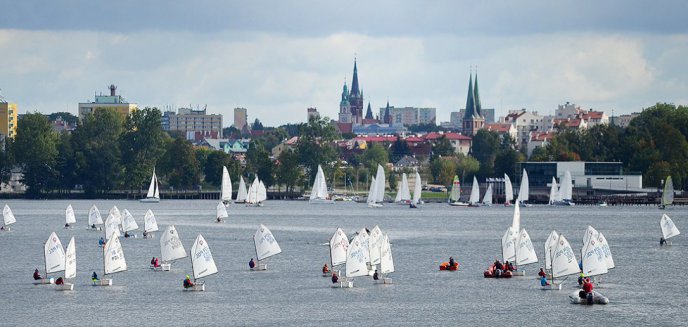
[1,0,687,126]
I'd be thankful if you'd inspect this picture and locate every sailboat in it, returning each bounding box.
[88,205,103,230]
[549,177,559,205]
[449,175,468,206]
[246,176,266,207]
[157,225,186,271]
[410,171,422,208]
[482,184,493,206]
[58,237,76,291]
[660,214,680,245]
[468,176,480,207]
[216,202,228,223]
[34,232,65,285]
[221,166,232,206]
[574,228,610,304]
[64,204,76,228]
[252,224,282,270]
[108,206,122,227]
[121,209,139,238]
[94,231,127,286]
[328,228,349,277]
[337,233,368,288]
[543,230,559,280]
[514,228,538,275]
[140,168,160,203]
[547,234,580,290]
[185,234,218,291]
[376,234,394,284]
[367,164,386,207]
[310,165,334,204]
[517,169,532,207]
[369,226,383,274]
[104,211,121,241]
[504,174,514,206]
[143,209,158,238]
[660,176,674,209]
[394,173,412,205]
[552,171,575,206]
[3,204,16,231]
[236,176,248,203]
[366,176,381,208]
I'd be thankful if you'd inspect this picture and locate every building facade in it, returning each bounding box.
[78,84,137,121]
[0,95,18,138]
[378,106,436,126]
[516,161,642,191]
[164,107,223,140]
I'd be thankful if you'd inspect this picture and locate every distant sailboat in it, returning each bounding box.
[410,171,422,208]
[660,176,674,209]
[328,228,349,277]
[236,176,248,203]
[552,171,575,206]
[3,204,16,231]
[65,204,76,228]
[394,173,412,205]
[140,168,160,203]
[449,175,468,206]
[104,211,121,241]
[88,205,103,230]
[517,169,531,207]
[121,209,139,237]
[246,176,267,207]
[35,232,65,285]
[310,165,334,204]
[549,177,560,205]
[94,232,127,286]
[158,225,186,271]
[252,224,282,270]
[185,234,218,291]
[221,166,232,206]
[143,209,158,238]
[468,176,480,207]
[660,214,680,245]
[216,202,228,223]
[376,234,394,284]
[367,165,386,207]
[366,176,380,208]
[504,174,514,206]
[482,184,493,206]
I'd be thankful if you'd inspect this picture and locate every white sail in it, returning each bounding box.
[254,224,282,261]
[104,232,127,275]
[44,232,66,274]
[329,228,349,267]
[310,165,329,200]
[518,169,529,202]
[160,225,186,262]
[544,230,559,270]
[551,234,580,278]
[366,176,377,204]
[660,214,680,240]
[146,168,160,199]
[65,237,76,279]
[104,213,120,240]
[662,176,674,206]
[108,206,122,225]
[3,204,16,226]
[236,177,248,203]
[516,228,538,266]
[191,234,218,279]
[560,170,573,200]
[395,173,411,203]
[482,184,493,205]
[504,174,513,203]
[221,166,232,203]
[345,234,369,278]
[380,234,394,274]
[581,234,608,277]
[258,181,267,202]
[582,225,598,250]
[369,225,383,265]
[412,171,422,205]
[121,209,139,232]
[501,227,517,262]
[216,202,229,219]
[450,176,460,202]
[144,209,158,233]
[375,165,386,203]
[88,205,103,226]
[357,228,371,264]
[246,177,259,204]
[65,204,76,225]
[469,177,480,205]
[549,177,560,204]
[511,201,521,233]
[596,231,615,270]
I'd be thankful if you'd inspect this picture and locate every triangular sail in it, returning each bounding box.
[549,177,560,204]
[160,225,187,263]
[380,234,394,274]
[108,206,122,226]
[191,234,218,280]
[345,234,369,278]
[369,225,383,265]
[504,174,513,203]
[511,201,521,233]
[236,177,248,203]
[501,227,516,262]
[596,231,615,270]
[311,165,329,200]
[104,232,127,275]
[482,184,493,205]
[89,205,103,226]
[121,209,139,232]
[395,173,411,202]
[246,177,259,204]
[3,204,16,226]
[516,228,538,266]
[367,176,377,205]
[44,232,66,274]
[551,234,580,278]
[104,213,120,240]
[544,230,559,270]
[221,166,232,203]
[65,237,76,279]
[154,173,160,199]
[330,228,349,267]
[560,171,573,200]
[258,181,267,202]
[662,176,674,206]
[660,214,680,240]
[450,176,460,202]
[412,171,422,205]
[469,177,480,205]
[581,234,608,277]
[216,202,228,219]
[357,228,371,264]
[375,165,386,203]
[146,168,159,199]
[518,169,529,202]
[144,209,158,233]
[65,204,76,225]
[254,224,282,261]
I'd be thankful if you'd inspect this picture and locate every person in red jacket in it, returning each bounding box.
[331,272,339,284]
[538,268,547,278]
[583,278,594,294]
[322,263,329,274]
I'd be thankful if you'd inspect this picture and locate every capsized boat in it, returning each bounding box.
[184,234,218,291]
[140,168,160,203]
[157,225,186,271]
[252,224,281,270]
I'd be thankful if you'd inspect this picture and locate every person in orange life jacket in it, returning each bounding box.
[331,272,338,284]
[322,264,329,274]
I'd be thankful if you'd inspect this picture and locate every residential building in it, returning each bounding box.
[612,112,640,128]
[233,107,248,131]
[462,73,485,136]
[0,94,18,138]
[485,123,517,141]
[352,123,407,135]
[516,161,642,191]
[527,131,555,157]
[425,132,472,155]
[164,107,223,141]
[394,155,420,172]
[271,136,299,157]
[502,109,546,148]
[78,84,137,121]
[378,105,436,126]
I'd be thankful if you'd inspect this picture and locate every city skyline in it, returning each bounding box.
[1,1,687,126]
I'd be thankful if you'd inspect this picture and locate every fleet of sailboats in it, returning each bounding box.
[140,168,160,203]
[246,176,267,206]
[549,171,575,206]
[310,165,334,204]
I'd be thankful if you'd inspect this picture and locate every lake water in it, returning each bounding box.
[1,200,686,326]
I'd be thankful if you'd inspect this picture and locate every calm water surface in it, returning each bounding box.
[1,200,686,326]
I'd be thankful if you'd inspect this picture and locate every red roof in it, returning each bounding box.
[405,136,424,143]
[353,136,397,143]
[485,123,513,133]
[530,131,554,142]
[424,132,471,141]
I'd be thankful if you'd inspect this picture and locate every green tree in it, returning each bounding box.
[455,153,480,180]
[389,136,411,163]
[120,107,167,191]
[431,135,454,158]
[13,113,59,196]
[430,157,457,186]
[161,137,201,190]
[252,118,264,130]
[275,149,302,194]
[246,140,274,187]
[296,116,339,182]
[204,150,231,186]
[0,137,14,185]
[470,130,500,178]
[361,143,389,172]
[55,132,77,192]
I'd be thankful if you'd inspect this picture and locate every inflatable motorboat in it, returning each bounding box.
[439,262,459,271]
[483,264,513,278]
[569,290,609,305]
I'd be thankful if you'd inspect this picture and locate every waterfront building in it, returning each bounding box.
[78,84,137,121]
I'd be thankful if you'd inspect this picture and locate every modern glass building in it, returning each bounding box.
[515,161,642,190]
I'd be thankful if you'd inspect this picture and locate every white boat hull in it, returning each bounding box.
[151,263,171,271]
[33,278,54,285]
[374,278,393,284]
[511,270,525,276]
[569,290,609,304]
[309,198,335,204]
[322,270,340,277]
[56,282,74,291]
[331,279,353,288]
[92,279,113,286]
[367,203,383,208]
[183,282,205,292]
[251,263,268,271]
[139,197,160,203]
[449,202,469,207]
[540,282,563,290]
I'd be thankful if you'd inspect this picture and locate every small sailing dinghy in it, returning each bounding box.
[141,168,161,203]
[246,176,267,207]
[121,209,139,238]
[88,205,103,231]
[468,176,480,207]
[449,175,468,206]
[504,174,514,206]
[216,202,228,223]
[94,232,127,286]
[482,184,493,206]
[369,226,383,274]
[184,234,218,292]
[64,204,76,228]
[236,176,248,203]
[375,234,394,284]
[660,176,674,209]
[3,204,16,231]
[104,212,121,242]
[410,171,422,208]
[35,232,65,285]
[108,206,122,228]
[542,230,559,281]
[157,225,186,271]
[252,224,282,270]
[660,214,680,245]
[394,173,412,205]
[58,237,76,291]
[221,166,232,206]
[336,234,368,288]
[552,171,575,206]
[310,165,334,204]
[327,228,349,277]
[546,233,580,290]
[143,209,158,238]
[517,169,532,207]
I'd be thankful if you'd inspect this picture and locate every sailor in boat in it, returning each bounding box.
[409,202,417,209]
[183,275,194,288]
[91,272,99,282]
[56,277,64,285]
[504,261,515,272]
[540,275,550,287]
[449,257,456,269]
[322,264,329,274]
[660,237,667,246]
[577,273,585,286]
[64,223,70,229]
[98,237,105,246]
[124,231,130,238]
[538,268,547,278]
[331,272,338,284]
[373,270,379,281]
[33,269,42,280]
[143,231,148,238]
[249,258,255,269]
[91,224,96,229]
[151,257,160,268]
[216,217,223,223]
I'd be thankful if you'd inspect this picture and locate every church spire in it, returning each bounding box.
[474,70,482,117]
[350,58,360,97]
[365,101,373,119]
[464,73,476,120]
[384,99,391,124]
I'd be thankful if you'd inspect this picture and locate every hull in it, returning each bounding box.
[449,202,469,207]
[250,262,268,271]
[374,278,393,284]
[551,200,575,206]
[540,282,563,290]
[367,203,383,208]
[309,198,335,204]
[569,290,609,304]
[32,278,55,285]
[183,282,205,292]
[92,279,113,286]
[331,279,353,288]
[439,262,459,271]
[151,263,171,271]
[139,197,160,203]
[56,282,74,291]
[511,270,525,276]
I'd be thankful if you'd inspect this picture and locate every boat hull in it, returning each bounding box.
[56,282,74,291]
[541,282,563,290]
[139,197,160,203]
[309,198,335,204]
[183,282,205,291]
[569,290,609,304]
[250,263,268,271]
[439,262,459,271]
[331,279,353,288]
[367,203,383,208]
[92,279,112,286]
[151,263,171,271]
[449,202,469,207]
[374,278,393,284]
[32,278,54,285]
